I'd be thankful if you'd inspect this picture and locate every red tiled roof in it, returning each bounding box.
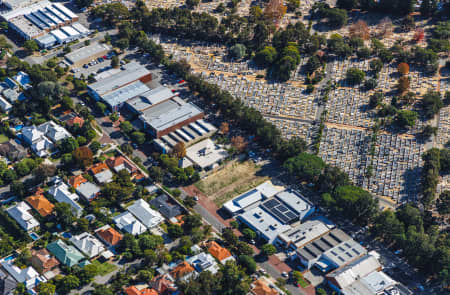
[89,162,109,175]
[26,192,55,217]
[66,116,85,127]
[170,261,194,280]
[96,226,123,246]
[207,241,232,262]
[68,175,87,188]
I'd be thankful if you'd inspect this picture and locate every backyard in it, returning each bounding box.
[194,160,270,206]
[0,134,8,144]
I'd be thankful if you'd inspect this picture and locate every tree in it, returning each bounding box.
[60,137,79,154]
[254,46,277,67]
[57,275,80,294]
[116,38,129,51]
[364,78,378,90]
[317,288,327,295]
[23,40,38,54]
[121,143,133,155]
[219,122,229,134]
[286,0,299,11]
[11,181,25,199]
[120,121,133,134]
[131,131,146,145]
[421,125,437,139]
[402,15,415,32]
[238,255,257,274]
[261,244,276,256]
[284,152,325,183]
[231,136,247,152]
[397,76,410,93]
[172,142,186,158]
[369,59,383,73]
[72,146,93,168]
[229,44,246,60]
[333,185,378,225]
[111,56,119,68]
[242,228,256,241]
[398,62,410,75]
[264,0,287,23]
[219,261,251,295]
[396,110,417,127]
[182,214,202,234]
[437,191,450,215]
[186,0,200,8]
[349,20,370,40]
[54,203,74,228]
[77,136,87,146]
[377,17,393,37]
[96,102,107,114]
[422,91,443,119]
[346,68,366,85]
[167,223,183,238]
[37,282,56,295]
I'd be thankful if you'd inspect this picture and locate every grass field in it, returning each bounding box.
[91,260,118,276]
[0,134,8,144]
[194,160,269,206]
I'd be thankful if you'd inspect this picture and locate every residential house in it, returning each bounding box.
[48,181,83,217]
[65,116,84,128]
[21,126,53,157]
[207,241,235,264]
[1,260,44,290]
[128,199,163,229]
[95,225,123,247]
[70,233,105,258]
[186,252,219,274]
[76,181,101,202]
[89,162,113,184]
[37,121,71,143]
[149,194,183,220]
[12,71,31,88]
[0,140,27,161]
[6,201,39,231]
[0,269,17,295]
[68,175,87,188]
[250,279,282,295]
[0,96,12,113]
[46,240,84,267]
[169,261,196,282]
[106,156,138,175]
[26,191,55,217]
[148,274,178,295]
[124,286,158,295]
[113,212,147,235]
[31,249,60,274]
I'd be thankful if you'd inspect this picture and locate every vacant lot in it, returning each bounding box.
[195,160,269,206]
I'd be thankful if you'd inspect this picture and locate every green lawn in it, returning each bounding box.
[0,134,8,144]
[297,276,309,288]
[91,260,118,276]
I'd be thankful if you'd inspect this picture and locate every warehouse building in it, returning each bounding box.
[87,62,152,101]
[101,81,150,112]
[65,43,110,67]
[126,86,177,114]
[138,97,204,138]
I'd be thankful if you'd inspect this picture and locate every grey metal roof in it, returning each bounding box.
[65,43,110,64]
[126,86,175,112]
[101,80,150,108]
[139,100,203,132]
[88,62,150,96]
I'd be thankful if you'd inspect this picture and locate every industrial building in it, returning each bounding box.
[183,138,228,170]
[1,0,86,46]
[101,81,150,111]
[87,62,152,103]
[138,97,204,138]
[126,86,178,113]
[65,43,111,67]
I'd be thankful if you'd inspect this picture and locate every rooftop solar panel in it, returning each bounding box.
[261,198,299,224]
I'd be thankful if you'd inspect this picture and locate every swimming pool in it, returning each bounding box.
[14,125,23,131]
[29,232,39,241]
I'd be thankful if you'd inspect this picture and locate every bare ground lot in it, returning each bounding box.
[194,160,270,207]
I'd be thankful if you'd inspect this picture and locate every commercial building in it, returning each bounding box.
[101,81,150,112]
[65,43,110,67]
[184,138,228,170]
[87,62,152,102]
[296,229,367,272]
[274,219,335,250]
[223,181,282,215]
[272,190,315,222]
[139,98,204,138]
[237,206,290,243]
[126,86,177,113]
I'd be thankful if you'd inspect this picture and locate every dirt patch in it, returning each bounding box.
[194,160,269,207]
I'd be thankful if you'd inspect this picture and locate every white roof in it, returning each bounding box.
[127,199,163,228]
[186,252,219,274]
[322,239,367,268]
[37,121,71,142]
[223,181,281,214]
[52,2,77,19]
[71,22,89,34]
[238,206,290,243]
[65,43,110,64]
[1,261,39,284]
[327,255,382,289]
[48,182,83,217]
[342,271,396,295]
[60,25,79,37]
[94,169,113,183]
[6,201,39,231]
[0,95,12,112]
[278,219,334,248]
[275,190,314,220]
[76,181,100,201]
[185,139,228,169]
[22,126,44,143]
[113,212,146,235]
[0,0,51,20]
[70,232,105,258]
[50,29,68,41]
[31,136,53,156]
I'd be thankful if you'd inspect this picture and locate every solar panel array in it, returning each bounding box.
[261,198,298,224]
